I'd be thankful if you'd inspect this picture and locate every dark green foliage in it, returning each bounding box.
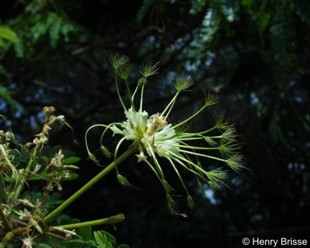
[0,0,309,247]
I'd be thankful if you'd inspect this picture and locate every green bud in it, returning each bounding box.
[117,174,132,188]
[32,219,44,234]
[88,153,100,166]
[100,146,113,159]
[175,75,193,92]
[162,179,174,193]
[226,154,243,172]
[139,61,159,78]
[204,93,218,107]
[214,111,229,130]
[221,127,236,141]
[166,193,176,214]
[206,168,227,182]
[206,168,227,190]
[218,141,237,156]
[208,180,222,191]
[110,54,128,71]
[118,64,131,80]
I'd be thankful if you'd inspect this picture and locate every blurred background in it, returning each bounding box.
[0,0,309,247]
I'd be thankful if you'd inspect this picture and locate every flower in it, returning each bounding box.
[86,54,243,212]
[110,109,179,159]
[22,237,33,248]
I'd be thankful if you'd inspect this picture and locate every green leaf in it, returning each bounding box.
[241,0,253,8]
[0,26,18,43]
[94,231,116,248]
[63,156,81,164]
[258,12,270,33]
[64,239,96,248]
[63,148,78,158]
[76,226,93,241]
[0,38,8,49]
[54,214,72,225]
[0,84,17,108]
[49,14,62,47]
[14,37,25,58]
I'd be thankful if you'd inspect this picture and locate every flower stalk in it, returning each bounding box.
[12,107,67,200]
[54,213,125,230]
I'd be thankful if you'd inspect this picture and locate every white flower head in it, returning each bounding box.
[86,55,243,212]
[22,236,33,248]
[110,109,179,160]
[111,108,148,140]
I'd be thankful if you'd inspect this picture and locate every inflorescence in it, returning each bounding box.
[86,54,243,213]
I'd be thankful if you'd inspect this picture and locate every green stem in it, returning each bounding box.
[0,226,29,248]
[13,146,39,200]
[0,172,7,202]
[55,214,125,230]
[44,145,138,222]
[0,231,14,248]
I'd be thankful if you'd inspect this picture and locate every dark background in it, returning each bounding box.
[0,0,309,247]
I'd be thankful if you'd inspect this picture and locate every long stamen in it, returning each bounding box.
[124,78,135,111]
[139,83,146,111]
[176,144,221,151]
[146,143,165,178]
[167,157,190,195]
[160,92,180,118]
[177,126,217,138]
[170,156,207,182]
[131,84,139,104]
[166,151,211,180]
[179,149,227,163]
[115,71,127,111]
[173,104,207,129]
